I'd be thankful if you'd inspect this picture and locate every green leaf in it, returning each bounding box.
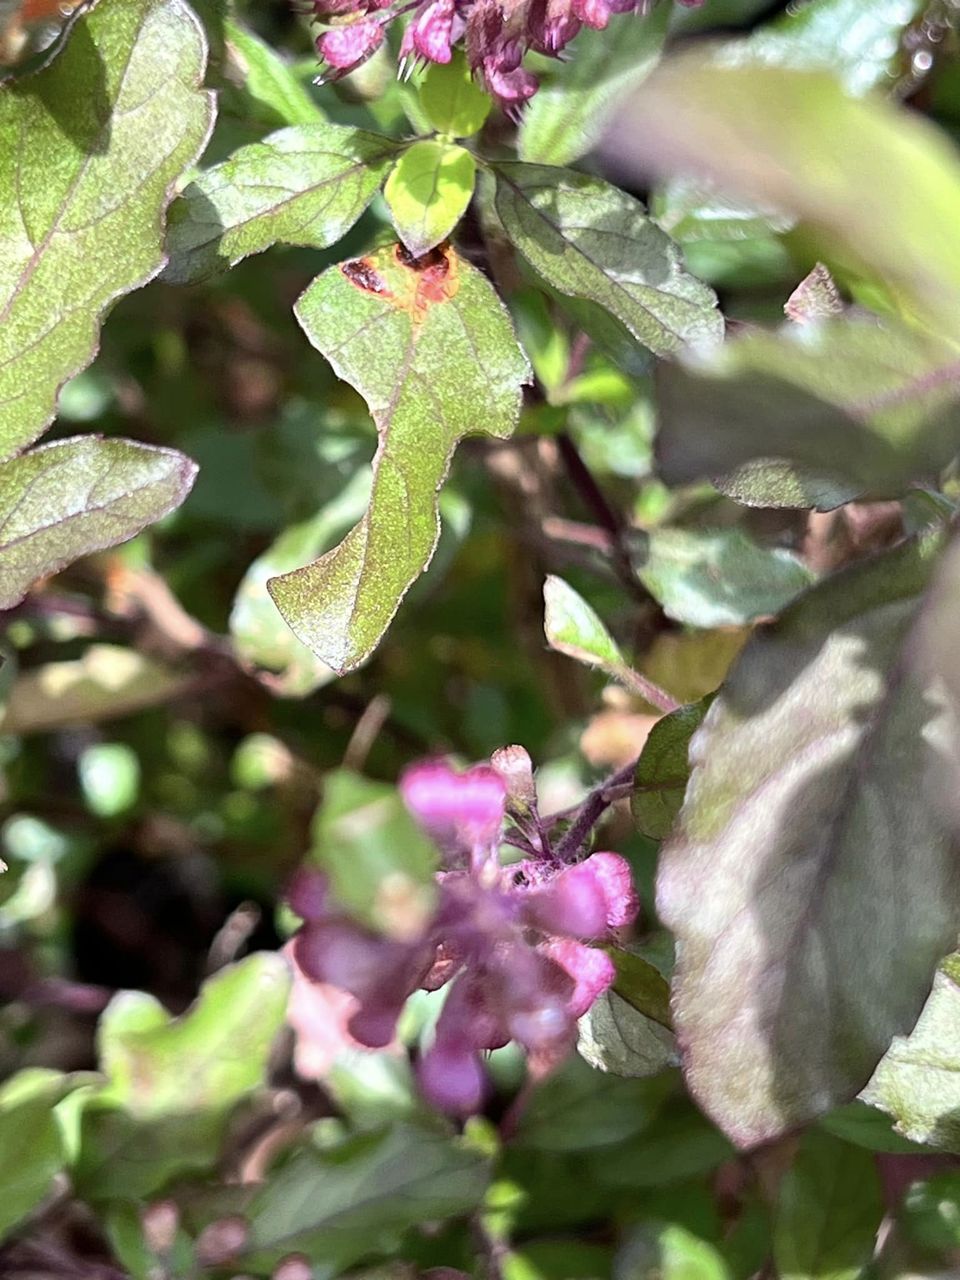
[0,437,197,609]
[616,1223,732,1280]
[419,50,491,137]
[656,533,960,1148]
[309,769,438,940]
[269,242,528,674]
[861,954,960,1152]
[543,574,626,678]
[0,0,214,458]
[628,57,960,334]
[164,123,398,283]
[0,645,188,735]
[75,953,290,1197]
[656,317,960,503]
[222,16,325,129]
[230,471,371,697]
[194,1123,490,1274]
[385,141,476,258]
[493,162,723,359]
[710,460,860,514]
[773,1131,882,1280]
[817,1102,927,1155]
[632,698,711,842]
[0,1097,65,1242]
[578,991,676,1079]
[518,0,668,166]
[594,1095,734,1189]
[639,528,813,628]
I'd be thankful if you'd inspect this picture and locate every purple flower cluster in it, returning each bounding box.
[288,758,639,1113]
[310,0,704,114]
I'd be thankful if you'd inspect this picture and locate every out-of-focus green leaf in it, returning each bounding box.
[310,769,438,940]
[385,141,476,257]
[633,698,710,841]
[902,1172,960,1252]
[595,1096,734,1190]
[75,954,290,1197]
[493,163,722,359]
[269,242,528,674]
[419,50,491,137]
[773,1130,882,1280]
[230,471,371,697]
[578,991,675,1079]
[657,534,960,1148]
[222,16,325,129]
[817,1102,926,1155]
[0,645,189,735]
[711,460,860,513]
[193,1123,490,1274]
[639,529,812,628]
[0,1093,66,1242]
[165,124,398,282]
[518,1,668,166]
[656,317,960,504]
[78,742,141,817]
[862,953,960,1152]
[0,0,214,457]
[0,437,197,610]
[627,58,960,335]
[543,574,626,679]
[615,1223,731,1280]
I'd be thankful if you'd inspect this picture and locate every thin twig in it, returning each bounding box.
[552,755,643,862]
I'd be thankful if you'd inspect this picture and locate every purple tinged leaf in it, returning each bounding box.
[0,437,197,610]
[657,533,960,1148]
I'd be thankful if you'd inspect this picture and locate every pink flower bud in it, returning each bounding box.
[418,1042,487,1114]
[539,937,616,1017]
[317,17,384,69]
[523,862,609,939]
[401,761,506,845]
[582,852,639,928]
[406,0,456,62]
[571,0,611,27]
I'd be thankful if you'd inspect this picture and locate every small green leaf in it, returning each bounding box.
[230,471,371,697]
[628,57,960,335]
[862,954,960,1152]
[773,1130,882,1280]
[269,242,528,674]
[385,140,476,257]
[657,533,960,1147]
[0,0,214,458]
[222,16,325,129]
[633,698,711,841]
[616,1224,732,1280]
[0,1094,66,1242]
[656,317,960,503]
[76,954,290,1197]
[310,770,438,940]
[493,162,723,359]
[78,743,141,818]
[0,437,197,610]
[165,124,398,282]
[192,1123,490,1274]
[519,0,668,166]
[420,50,491,136]
[543,574,626,677]
[639,528,813,628]
[578,991,676,1079]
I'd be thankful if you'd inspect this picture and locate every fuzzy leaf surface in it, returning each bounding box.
[165,123,398,282]
[0,0,214,458]
[385,141,476,258]
[270,243,528,674]
[494,162,723,359]
[656,535,960,1147]
[0,437,197,609]
[633,698,711,841]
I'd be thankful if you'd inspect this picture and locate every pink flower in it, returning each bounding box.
[316,17,384,70]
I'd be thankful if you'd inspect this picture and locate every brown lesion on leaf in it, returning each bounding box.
[340,244,460,322]
[341,258,391,297]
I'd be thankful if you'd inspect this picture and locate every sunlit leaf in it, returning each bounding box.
[165,123,398,282]
[385,140,476,258]
[0,437,197,609]
[657,533,960,1147]
[419,50,491,137]
[222,16,325,129]
[494,162,722,359]
[0,1079,70,1242]
[633,698,711,841]
[0,0,214,457]
[616,1223,731,1280]
[269,242,528,674]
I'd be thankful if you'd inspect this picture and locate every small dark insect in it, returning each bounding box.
[341,259,388,294]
